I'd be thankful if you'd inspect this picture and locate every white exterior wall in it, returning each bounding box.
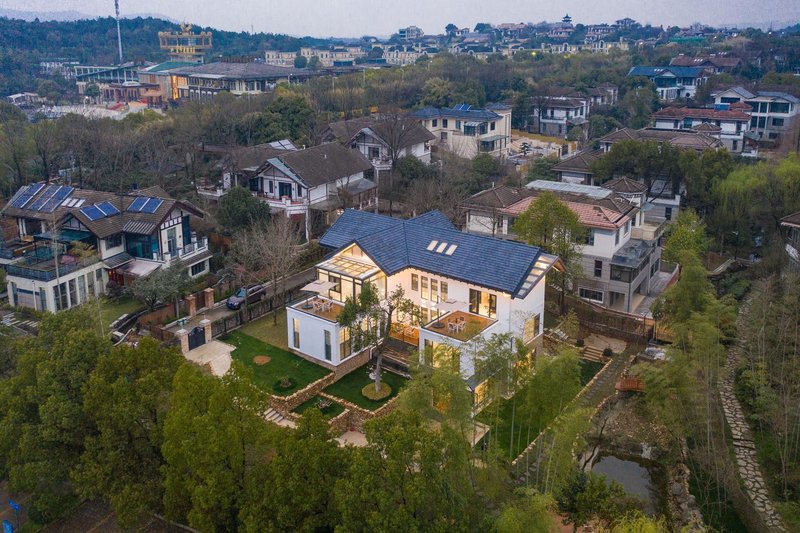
[287,259,548,381]
[7,261,107,312]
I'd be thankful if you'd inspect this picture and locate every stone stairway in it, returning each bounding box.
[263,407,296,428]
[581,345,606,363]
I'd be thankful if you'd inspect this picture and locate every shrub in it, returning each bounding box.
[602,347,614,357]
[273,376,297,392]
[361,382,392,401]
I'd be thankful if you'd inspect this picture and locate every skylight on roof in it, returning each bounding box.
[427,240,439,251]
[445,244,458,256]
[435,242,448,253]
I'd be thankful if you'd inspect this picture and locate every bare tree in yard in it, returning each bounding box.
[375,110,420,216]
[29,120,61,180]
[531,90,552,135]
[227,216,301,324]
[263,216,302,324]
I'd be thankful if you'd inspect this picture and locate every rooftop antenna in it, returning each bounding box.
[114,0,123,64]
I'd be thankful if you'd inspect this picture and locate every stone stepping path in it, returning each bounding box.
[719,304,786,532]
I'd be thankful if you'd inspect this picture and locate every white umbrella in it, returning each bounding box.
[302,280,336,293]
[433,299,468,327]
[300,280,337,309]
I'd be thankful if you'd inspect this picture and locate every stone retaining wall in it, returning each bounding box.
[269,373,336,415]
[318,391,401,432]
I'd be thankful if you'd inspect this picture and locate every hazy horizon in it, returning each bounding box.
[3,0,799,37]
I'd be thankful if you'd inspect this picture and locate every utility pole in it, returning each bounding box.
[115,0,123,64]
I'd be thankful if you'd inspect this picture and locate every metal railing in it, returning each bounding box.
[6,254,101,282]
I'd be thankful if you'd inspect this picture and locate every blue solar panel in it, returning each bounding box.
[9,187,33,209]
[97,201,120,216]
[28,185,58,211]
[127,197,148,212]
[141,198,163,214]
[80,205,104,221]
[28,182,45,196]
[52,186,74,201]
[40,197,64,213]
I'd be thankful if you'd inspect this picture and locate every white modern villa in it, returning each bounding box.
[286,209,560,405]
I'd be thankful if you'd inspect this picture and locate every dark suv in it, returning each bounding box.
[226,284,266,310]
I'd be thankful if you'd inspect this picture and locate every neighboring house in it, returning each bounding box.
[322,116,434,171]
[597,127,723,153]
[627,66,711,101]
[411,104,512,158]
[712,86,799,142]
[286,209,559,407]
[650,105,753,153]
[530,96,589,138]
[588,83,619,106]
[1,184,209,312]
[399,26,424,41]
[670,54,741,74]
[780,212,800,270]
[169,62,317,101]
[552,150,603,185]
[463,179,667,313]
[265,47,366,67]
[246,143,375,232]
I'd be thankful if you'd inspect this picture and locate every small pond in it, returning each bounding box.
[591,453,666,516]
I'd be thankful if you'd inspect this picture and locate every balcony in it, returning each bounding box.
[6,248,101,282]
[632,217,669,242]
[422,310,497,343]
[144,236,209,264]
[290,295,344,323]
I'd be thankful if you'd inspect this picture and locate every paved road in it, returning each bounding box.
[166,266,316,334]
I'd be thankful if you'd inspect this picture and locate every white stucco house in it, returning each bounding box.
[411,103,513,159]
[285,209,559,406]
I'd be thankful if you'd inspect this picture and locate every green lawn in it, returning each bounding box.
[221,330,331,396]
[239,309,289,350]
[98,297,143,328]
[323,368,408,410]
[293,395,346,419]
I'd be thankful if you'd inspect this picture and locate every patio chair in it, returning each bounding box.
[312,299,323,312]
[321,300,333,313]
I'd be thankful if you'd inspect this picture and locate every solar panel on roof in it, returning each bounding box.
[127,197,148,212]
[40,196,65,213]
[97,201,120,216]
[141,198,163,214]
[28,185,58,211]
[80,205,104,221]
[27,182,45,196]
[52,186,73,201]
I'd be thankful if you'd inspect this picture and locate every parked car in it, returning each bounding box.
[226,284,266,310]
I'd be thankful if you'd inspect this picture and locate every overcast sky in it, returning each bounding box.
[7,0,800,36]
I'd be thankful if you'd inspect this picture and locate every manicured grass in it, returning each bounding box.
[98,297,143,328]
[323,367,408,410]
[221,330,331,396]
[239,308,289,350]
[293,395,346,419]
[579,359,605,386]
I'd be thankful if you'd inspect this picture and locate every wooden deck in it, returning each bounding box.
[293,296,343,322]
[423,311,496,342]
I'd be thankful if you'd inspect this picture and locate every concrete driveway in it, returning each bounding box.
[184,340,234,376]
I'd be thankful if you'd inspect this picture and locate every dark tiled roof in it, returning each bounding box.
[552,150,602,173]
[320,209,557,298]
[270,143,372,188]
[411,105,502,121]
[326,117,434,150]
[602,177,647,194]
[598,128,723,150]
[170,62,311,80]
[463,186,535,210]
[670,55,740,68]
[2,184,202,240]
[628,66,709,78]
[652,106,750,121]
